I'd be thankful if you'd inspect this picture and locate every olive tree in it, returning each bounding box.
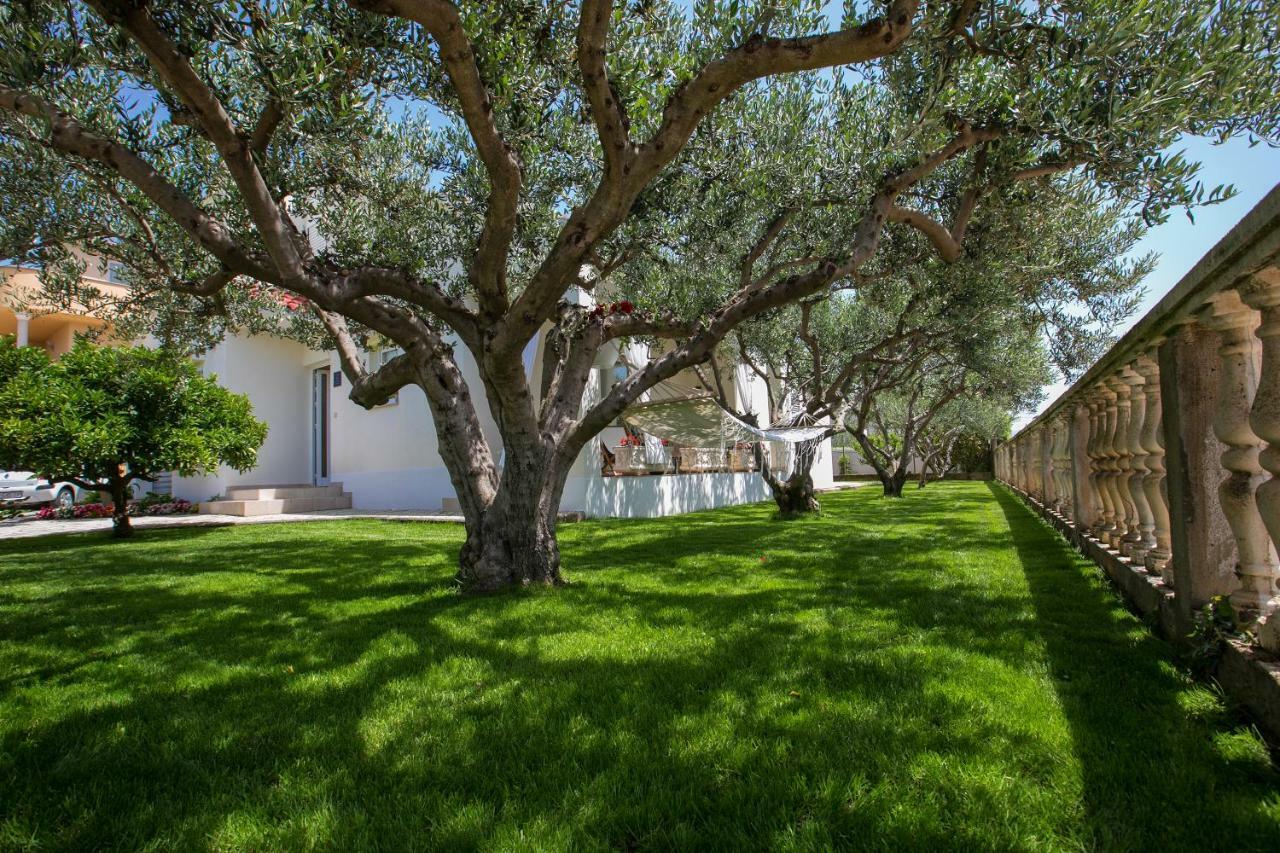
[1,0,1275,589]
[0,340,267,537]
[913,396,1009,487]
[723,177,1150,512]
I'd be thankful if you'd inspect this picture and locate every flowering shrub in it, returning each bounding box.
[35,496,196,520]
[136,499,194,516]
[617,434,644,447]
[589,299,636,318]
[38,503,113,520]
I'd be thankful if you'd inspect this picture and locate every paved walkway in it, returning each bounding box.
[3,480,872,541]
[0,508,464,541]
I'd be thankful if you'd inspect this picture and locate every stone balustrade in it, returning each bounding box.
[996,185,1280,655]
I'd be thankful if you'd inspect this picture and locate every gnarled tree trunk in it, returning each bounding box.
[757,437,824,517]
[108,471,133,539]
[850,426,911,499]
[455,450,569,591]
[881,468,909,497]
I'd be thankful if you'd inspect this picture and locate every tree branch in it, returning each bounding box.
[578,0,633,175]
[347,0,519,316]
[174,268,237,297]
[741,208,796,290]
[600,310,695,342]
[87,0,311,286]
[0,84,273,282]
[499,0,922,358]
[335,267,480,346]
[249,99,286,158]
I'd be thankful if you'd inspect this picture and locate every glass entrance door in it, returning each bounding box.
[311,368,330,485]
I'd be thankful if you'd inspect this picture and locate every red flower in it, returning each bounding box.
[619,300,634,314]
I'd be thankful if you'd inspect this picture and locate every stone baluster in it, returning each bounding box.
[1122,364,1153,562]
[1201,290,1279,615]
[1039,426,1053,506]
[1024,435,1034,496]
[1136,353,1172,580]
[1070,402,1095,532]
[1096,381,1122,546]
[1087,390,1114,541]
[1240,273,1280,645]
[1108,373,1138,551]
[1016,440,1024,489]
[1048,418,1062,514]
[1021,437,1032,494]
[1031,429,1042,500]
[1055,415,1073,518]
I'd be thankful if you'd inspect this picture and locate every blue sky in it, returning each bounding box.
[1012,136,1280,429]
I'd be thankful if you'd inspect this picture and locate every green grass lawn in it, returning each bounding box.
[0,482,1277,851]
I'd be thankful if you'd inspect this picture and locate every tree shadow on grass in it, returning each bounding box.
[1,485,1277,850]
[987,482,1280,851]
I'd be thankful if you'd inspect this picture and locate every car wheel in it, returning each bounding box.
[54,487,75,510]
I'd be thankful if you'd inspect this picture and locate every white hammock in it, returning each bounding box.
[620,394,831,445]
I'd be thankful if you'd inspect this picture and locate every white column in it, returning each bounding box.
[15,312,30,348]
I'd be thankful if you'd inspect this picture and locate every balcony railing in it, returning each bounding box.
[996,183,1280,655]
[604,443,786,476]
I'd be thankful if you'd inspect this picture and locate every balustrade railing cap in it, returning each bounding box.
[1006,182,1280,445]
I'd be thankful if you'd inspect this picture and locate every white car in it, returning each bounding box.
[0,471,87,509]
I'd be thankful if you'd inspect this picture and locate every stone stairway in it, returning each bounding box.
[201,483,353,516]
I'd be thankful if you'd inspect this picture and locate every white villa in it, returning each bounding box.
[2,258,839,519]
[162,322,835,518]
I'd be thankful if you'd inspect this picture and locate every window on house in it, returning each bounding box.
[376,347,403,406]
[106,261,127,284]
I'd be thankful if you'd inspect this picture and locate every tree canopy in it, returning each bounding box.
[0,340,267,536]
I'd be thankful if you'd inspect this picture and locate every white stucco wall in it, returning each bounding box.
[172,334,315,502]
[585,471,772,518]
[830,446,923,477]
[186,326,834,518]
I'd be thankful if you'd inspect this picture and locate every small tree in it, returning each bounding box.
[915,398,1009,488]
[847,323,1049,497]
[0,339,267,537]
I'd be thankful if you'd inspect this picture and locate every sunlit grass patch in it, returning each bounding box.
[0,483,1276,850]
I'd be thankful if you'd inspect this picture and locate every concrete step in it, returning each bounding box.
[201,492,353,516]
[440,496,461,513]
[225,483,345,500]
